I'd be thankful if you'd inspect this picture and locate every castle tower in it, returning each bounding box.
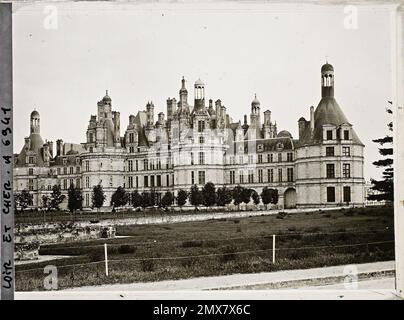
[30,109,40,134]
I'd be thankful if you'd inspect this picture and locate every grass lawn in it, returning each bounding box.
[16,206,395,291]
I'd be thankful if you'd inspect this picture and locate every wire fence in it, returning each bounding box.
[16,236,394,274]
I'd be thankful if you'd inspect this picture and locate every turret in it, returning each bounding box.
[30,110,40,134]
[194,78,205,111]
[321,62,334,98]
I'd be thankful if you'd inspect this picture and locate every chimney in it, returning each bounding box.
[298,117,306,140]
[56,139,63,156]
[264,110,271,126]
[24,137,30,150]
[48,141,54,158]
[310,106,315,132]
[209,99,213,109]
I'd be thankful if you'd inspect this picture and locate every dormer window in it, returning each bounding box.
[62,158,67,165]
[257,144,263,152]
[343,130,350,140]
[326,130,333,140]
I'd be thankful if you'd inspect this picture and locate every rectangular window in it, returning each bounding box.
[248,155,254,164]
[136,176,138,188]
[85,194,89,207]
[278,153,282,162]
[128,160,133,172]
[248,170,254,183]
[85,177,90,188]
[258,169,263,183]
[343,186,351,203]
[135,160,139,171]
[327,187,336,202]
[69,167,73,174]
[344,130,350,140]
[144,176,149,188]
[144,159,148,171]
[85,161,90,172]
[199,152,205,165]
[342,146,351,157]
[198,120,205,132]
[268,169,274,183]
[63,179,67,190]
[343,163,351,178]
[326,130,333,140]
[258,154,263,164]
[239,171,244,184]
[191,171,195,185]
[198,171,205,185]
[326,147,335,157]
[190,152,194,165]
[268,154,273,163]
[129,133,134,143]
[230,171,235,184]
[76,166,81,174]
[57,167,61,175]
[287,168,294,182]
[166,174,170,186]
[157,175,161,187]
[28,179,34,191]
[28,168,34,175]
[76,178,80,189]
[128,176,133,188]
[278,168,283,182]
[199,136,204,144]
[326,164,335,178]
[151,176,155,187]
[287,152,293,162]
[63,167,67,175]
[129,146,134,153]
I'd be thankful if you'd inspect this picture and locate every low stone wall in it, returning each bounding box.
[15,224,116,261]
[15,242,40,261]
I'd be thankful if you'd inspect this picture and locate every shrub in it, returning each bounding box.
[204,240,218,248]
[118,244,136,254]
[181,257,198,268]
[220,245,237,263]
[233,219,240,224]
[182,240,203,248]
[140,259,155,272]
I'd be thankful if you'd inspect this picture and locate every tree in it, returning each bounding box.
[49,184,65,211]
[261,187,279,209]
[141,192,151,209]
[216,186,233,207]
[111,186,129,209]
[369,102,394,202]
[202,182,217,207]
[131,190,143,208]
[241,188,253,205]
[232,185,245,210]
[161,191,174,208]
[251,190,260,206]
[67,184,82,214]
[15,189,33,213]
[92,185,106,211]
[189,185,203,209]
[177,189,188,209]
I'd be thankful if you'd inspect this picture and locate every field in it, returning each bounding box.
[15,206,395,291]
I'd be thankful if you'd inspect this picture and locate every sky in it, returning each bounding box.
[12,1,395,181]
